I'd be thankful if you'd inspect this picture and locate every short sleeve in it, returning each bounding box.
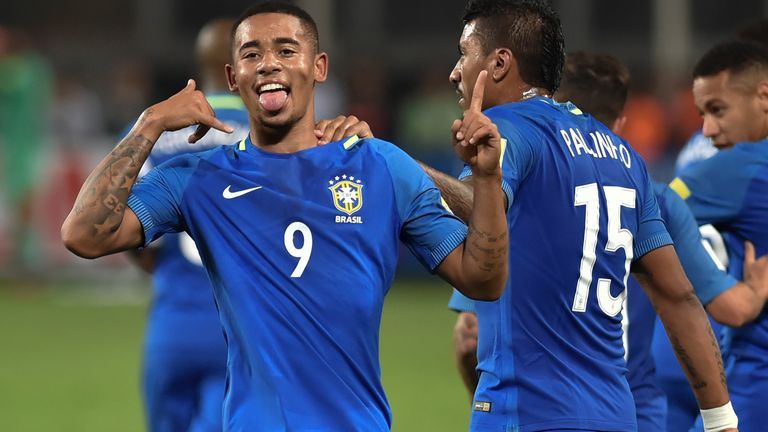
[656,184,737,304]
[458,116,540,209]
[127,154,200,246]
[448,289,476,313]
[376,140,468,271]
[633,171,673,259]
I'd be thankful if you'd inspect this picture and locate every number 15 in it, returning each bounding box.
[572,184,636,317]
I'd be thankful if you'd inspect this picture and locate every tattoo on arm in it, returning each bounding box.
[72,132,155,236]
[418,162,474,222]
[671,334,707,390]
[466,226,508,273]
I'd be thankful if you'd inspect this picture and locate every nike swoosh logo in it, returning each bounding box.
[222,185,263,199]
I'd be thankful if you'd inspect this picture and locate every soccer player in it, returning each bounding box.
[451,50,768,431]
[655,20,768,432]
[60,2,509,430]
[130,18,375,432]
[131,18,246,432]
[420,1,736,430]
[670,39,768,432]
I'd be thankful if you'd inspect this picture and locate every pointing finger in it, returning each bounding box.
[469,70,488,113]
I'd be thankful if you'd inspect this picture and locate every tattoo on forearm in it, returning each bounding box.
[72,132,154,235]
[467,226,508,272]
[671,335,707,390]
[708,324,728,390]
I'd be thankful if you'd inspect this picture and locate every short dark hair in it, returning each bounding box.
[692,40,768,80]
[554,51,629,127]
[462,0,565,93]
[232,1,320,53]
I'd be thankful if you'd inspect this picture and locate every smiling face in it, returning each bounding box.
[693,70,768,149]
[227,13,327,130]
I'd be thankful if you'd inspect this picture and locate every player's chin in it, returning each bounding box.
[260,113,294,129]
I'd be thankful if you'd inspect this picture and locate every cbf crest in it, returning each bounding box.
[328,174,364,224]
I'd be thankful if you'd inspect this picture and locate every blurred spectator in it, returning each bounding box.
[621,89,670,165]
[0,25,53,272]
[395,66,462,175]
[346,58,391,138]
[43,71,110,266]
[104,59,154,134]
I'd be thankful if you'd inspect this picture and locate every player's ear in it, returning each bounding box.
[314,52,328,84]
[225,64,238,92]
[757,79,768,112]
[491,48,513,83]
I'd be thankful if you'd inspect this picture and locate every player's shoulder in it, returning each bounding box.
[158,145,232,169]
[353,136,413,161]
[686,140,765,176]
[733,138,768,159]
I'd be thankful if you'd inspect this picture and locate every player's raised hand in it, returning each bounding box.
[452,70,502,178]
[138,79,235,144]
[314,115,373,145]
[744,240,768,299]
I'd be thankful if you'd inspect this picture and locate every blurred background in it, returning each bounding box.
[0,0,765,430]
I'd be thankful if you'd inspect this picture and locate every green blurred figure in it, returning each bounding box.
[0,26,52,271]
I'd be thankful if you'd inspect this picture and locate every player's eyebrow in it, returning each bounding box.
[238,37,300,53]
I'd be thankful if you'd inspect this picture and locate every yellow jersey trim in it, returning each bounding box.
[343,135,361,150]
[440,197,454,214]
[238,139,247,151]
[669,178,691,200]
[569,107,583,115]
[499,138,508,167]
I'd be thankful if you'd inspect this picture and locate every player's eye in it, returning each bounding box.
[280,48,296,56]
[243,51,260,59]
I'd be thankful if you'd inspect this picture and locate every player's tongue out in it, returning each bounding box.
[258,83,289,112]
[259,90,288,112]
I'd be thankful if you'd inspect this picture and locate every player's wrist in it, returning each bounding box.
[134,108,167,142]
[469,167,502,184]
[701,401,738,432]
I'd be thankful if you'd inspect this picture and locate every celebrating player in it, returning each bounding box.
[61,2,508,430]
[671,39,768,432]
[451,50,768,431]
[420,1,737,430]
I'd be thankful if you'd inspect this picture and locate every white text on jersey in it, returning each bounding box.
[559,128,632,169]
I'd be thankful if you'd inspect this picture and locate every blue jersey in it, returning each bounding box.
[460,98,671,431]
[127,135,467,431]
[135,94,249,432]
[672,140,768,355]
[675,130,718,175]
[141,93,249,334]
[671,139,768,431]
[449,181,726,431]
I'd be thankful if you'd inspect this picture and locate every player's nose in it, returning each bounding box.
[449,63,461,86]
[257,51,281,75]
[701,115,720,139]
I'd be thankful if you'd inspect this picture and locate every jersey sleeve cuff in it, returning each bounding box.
[633,232,674,260]
[127,194,156,247]
[458,169,514,211]
[428,226,468,271]
[448,289,477,313]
